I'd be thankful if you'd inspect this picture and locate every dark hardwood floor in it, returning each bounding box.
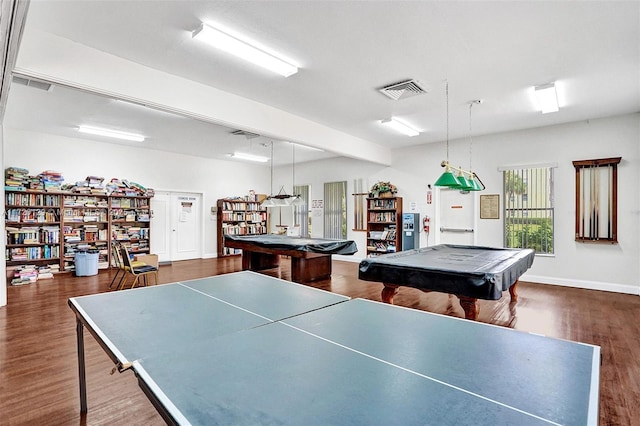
[1,257,638,425]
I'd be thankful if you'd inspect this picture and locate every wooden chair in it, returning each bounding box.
[118,245,159,290]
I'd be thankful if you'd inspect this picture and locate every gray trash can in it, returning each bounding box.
[75,250,99,276]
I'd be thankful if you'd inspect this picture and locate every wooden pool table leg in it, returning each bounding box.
[456,295,479,321]
[381,284,399,304]
[509,281,519,301]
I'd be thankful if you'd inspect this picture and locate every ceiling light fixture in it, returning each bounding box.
[434,82,484,191]
[192,22,298,77]
[229,152,269,163]
[78,125,145,142]
[534,82,559,113]
[380,117,420,137]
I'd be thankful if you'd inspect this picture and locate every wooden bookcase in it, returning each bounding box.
[61,194,110,272]
[109,196,152,258]
[5,190,62,274]
[217,198,267,257]
[4,189,154,283]
[366,196,403,257]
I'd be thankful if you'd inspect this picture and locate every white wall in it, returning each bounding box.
[290,113,640,295]
[3,128,271,258]
[3,113,639,299]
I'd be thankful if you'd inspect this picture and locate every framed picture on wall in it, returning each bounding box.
[480,194,500,219]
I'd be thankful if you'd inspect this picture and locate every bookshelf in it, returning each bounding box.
[62,194,110,272]
[366,196,403,257]
[217,198,267,257]
[110,196,151,257]
[5,189,154,283]
[5,190,62,277]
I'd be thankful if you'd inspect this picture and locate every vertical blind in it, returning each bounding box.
[293,184,310,237]
[324,181,347,239]
[503,166,554,254]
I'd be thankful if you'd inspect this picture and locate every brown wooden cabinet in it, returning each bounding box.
[217,198,267,257]
[366,196,403,257]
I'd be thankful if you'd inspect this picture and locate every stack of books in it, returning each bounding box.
[106,178,154,196]
[5,167,29,190]
[39,170,64,191]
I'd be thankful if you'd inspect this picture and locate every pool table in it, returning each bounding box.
[358,244,535,320]
[225,234,357,282]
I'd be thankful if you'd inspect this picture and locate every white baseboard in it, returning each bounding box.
[523,274,640,295]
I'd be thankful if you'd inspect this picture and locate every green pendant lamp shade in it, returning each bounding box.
[434,168,461,188]
[457,174,474,191]
[469,175,483,191]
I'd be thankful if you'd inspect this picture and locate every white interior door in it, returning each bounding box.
[171,192,202,261]
[437,188,477,245]
[150,191,171,263]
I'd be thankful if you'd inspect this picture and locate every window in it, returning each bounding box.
[503,166,554,254]
[324,181,347,239]
[293,184,310,237]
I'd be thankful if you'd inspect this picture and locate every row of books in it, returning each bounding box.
[368,228,397,241]
[63,226,109,243]
[366,241,397,253]
[110,197,150,208]
[112,226,150,241]
[110,209,150,221]
[368,199,398,209]
[62,209,109,222]
[222,224,268,235]
[6,226,60,245]
[9,264,59,285]
[62,195,109,208]
[369,211,397,222]
[221,211,266,222]
[119,240,149,252]
[6,208,59,223]
[5,192,60,207]
[221,201,265,211]
[6,245,60,261]
[223,247,242,255]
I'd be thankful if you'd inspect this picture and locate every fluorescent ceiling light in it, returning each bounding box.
[534,83,559,113]
[229,152,269,163]
[78,125,145,142]
[193,23,298,77]
[381,118,420,137]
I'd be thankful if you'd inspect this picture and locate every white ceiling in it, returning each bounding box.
[4,1,639,166]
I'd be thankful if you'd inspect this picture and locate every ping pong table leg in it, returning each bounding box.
[75,318,88,413]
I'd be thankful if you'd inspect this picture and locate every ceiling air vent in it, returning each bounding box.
[231,130,260,139]
[378,79,426,101]
[12,76,53,92]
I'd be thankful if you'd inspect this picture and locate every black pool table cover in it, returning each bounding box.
[225,234,358,255]
[358,244,535,300]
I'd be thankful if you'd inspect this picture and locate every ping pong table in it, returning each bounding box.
[359,244,536,320]
[69,271,599,425]
[224,234,357,282]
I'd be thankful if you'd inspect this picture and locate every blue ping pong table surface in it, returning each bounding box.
[69,271,600,426]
